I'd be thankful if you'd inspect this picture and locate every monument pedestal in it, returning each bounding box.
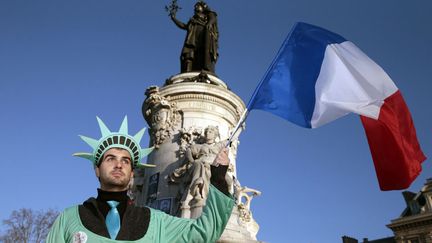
[134,72,262,242]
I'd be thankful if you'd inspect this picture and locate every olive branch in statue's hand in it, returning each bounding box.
[165,0,182,17]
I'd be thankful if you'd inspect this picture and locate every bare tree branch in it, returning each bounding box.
[0,208,59,243]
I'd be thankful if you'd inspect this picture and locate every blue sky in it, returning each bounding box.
[1,0,431,242]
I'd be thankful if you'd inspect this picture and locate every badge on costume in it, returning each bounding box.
[73,231,88,243]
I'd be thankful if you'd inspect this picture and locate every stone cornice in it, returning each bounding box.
[159,82,246,123]
[387,213,432,231]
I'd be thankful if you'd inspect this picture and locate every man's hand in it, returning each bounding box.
[213,148,229,166]
[210,148,230,196]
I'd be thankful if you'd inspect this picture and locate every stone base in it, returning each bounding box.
[218,206,264,243]
[140,75,264,242]
[165,72,228,89]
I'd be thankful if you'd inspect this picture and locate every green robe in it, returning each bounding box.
[46,185,234,243]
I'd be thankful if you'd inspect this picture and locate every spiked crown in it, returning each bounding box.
[73,116,155,168]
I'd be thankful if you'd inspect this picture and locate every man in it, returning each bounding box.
[46,116,234,243]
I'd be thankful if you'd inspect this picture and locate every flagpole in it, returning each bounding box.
[225,25,299,147]
[224,30,291,147]
[226,108,249,147]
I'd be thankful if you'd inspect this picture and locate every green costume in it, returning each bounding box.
[47,185,234,243]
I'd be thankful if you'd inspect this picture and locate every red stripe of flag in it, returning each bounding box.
[360,90,426,191]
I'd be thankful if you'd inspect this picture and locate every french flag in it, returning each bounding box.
[248,22,426,190]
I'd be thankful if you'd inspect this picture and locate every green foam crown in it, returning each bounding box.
[73,116,155,169]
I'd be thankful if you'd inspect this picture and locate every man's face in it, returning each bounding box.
[95,148,134,192]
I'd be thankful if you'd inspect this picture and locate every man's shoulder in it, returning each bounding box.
[62,205,79,214]
[82,197,97,205]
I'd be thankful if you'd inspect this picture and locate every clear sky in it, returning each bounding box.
[1,0,431,242]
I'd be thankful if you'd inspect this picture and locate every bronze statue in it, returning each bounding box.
[168,1,219,74]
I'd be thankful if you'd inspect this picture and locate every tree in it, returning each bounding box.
[0,208,58,243]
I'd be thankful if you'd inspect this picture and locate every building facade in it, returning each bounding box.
[387,178,432,243]
[343,178,432,243]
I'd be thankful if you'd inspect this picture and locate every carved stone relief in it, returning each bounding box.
[178,126,203,156]
[235,183,261,212]
[168,125,227,218]
[234,180,261,240]
[143,86,182,148]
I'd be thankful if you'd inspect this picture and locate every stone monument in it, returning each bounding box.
[133,2,262,242]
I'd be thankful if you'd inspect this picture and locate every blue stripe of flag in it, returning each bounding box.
[248,22,346,128]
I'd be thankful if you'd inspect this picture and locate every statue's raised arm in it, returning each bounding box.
[171,14,187,30]
[167,0,187,30]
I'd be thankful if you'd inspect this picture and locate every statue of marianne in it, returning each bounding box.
[169,1,219,74]
[169,125,225,218]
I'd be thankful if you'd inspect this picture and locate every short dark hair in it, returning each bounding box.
[97,147,133,169]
